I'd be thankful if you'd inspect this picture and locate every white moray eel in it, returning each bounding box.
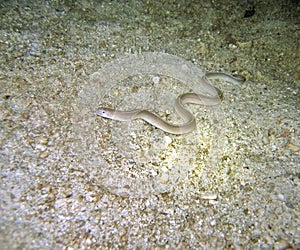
[97,52,244,134]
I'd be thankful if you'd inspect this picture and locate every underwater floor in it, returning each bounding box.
[0,0,299,248]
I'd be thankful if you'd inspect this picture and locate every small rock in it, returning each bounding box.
[285,142,300,152]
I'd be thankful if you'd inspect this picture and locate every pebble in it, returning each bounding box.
[201,193,218,200]
[152,75,160,84]
[285,142,300,152]
[273,239,292,250]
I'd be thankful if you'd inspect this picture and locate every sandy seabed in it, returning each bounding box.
[0,0,299,249]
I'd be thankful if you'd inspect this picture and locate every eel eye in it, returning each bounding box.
[97,109,106,117]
